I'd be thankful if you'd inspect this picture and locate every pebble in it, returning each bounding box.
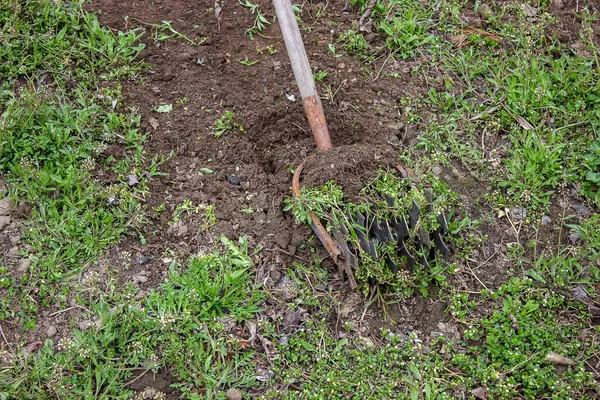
[10,234,20,244]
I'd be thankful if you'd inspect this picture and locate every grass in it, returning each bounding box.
[1,237,264,399]
[0,0,148,329]
[1,0,600,398]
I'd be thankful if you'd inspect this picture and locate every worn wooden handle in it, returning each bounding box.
[273,0,332,151]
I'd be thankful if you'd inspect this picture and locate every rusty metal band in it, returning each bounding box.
[302,95,332,151]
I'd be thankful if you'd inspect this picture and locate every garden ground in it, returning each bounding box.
[1,0,600,398]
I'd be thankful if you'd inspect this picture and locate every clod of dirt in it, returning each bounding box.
[0,215,10,231]
[339,292,362,318]
[226,388,242,400]
[0,197,12,216]
[282,308,305,333]
[571,202,591,218]
[7,246,19,258]
[46,325,57,338]
[18,258,31,273]
[167,221,188,237]
[226,175,243,185]
[10,235,20,244]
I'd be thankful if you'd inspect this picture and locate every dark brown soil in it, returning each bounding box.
[2,0,598,396]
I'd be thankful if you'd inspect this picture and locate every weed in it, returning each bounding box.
[240,56,259,66]
[238,0,270,40]
[313,69,328,82]
[582,139,600,206]
[213,111,245,137]
[285,169,457,297]
[152,20,207,46]
[339,29,371,61]
[0,0,148,328]
[0,237,265,399]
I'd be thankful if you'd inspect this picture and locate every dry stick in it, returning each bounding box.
[0,322,13,352]
[358,0,378,28]
[505,211,521,242]
[373,50,397,81]
[124,368,152,387]
[465,260,489,291]
[48,305,90,317]
[557,195,568,252]
[501,353,537,377]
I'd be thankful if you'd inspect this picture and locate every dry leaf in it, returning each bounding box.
[545,352,576,366]
[148,117,159,130]
[470,387,488,400]
[515,115,534,130]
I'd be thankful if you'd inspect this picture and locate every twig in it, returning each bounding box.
[124,368,152,387]
[48,305,90,317]
[0,322,12,352]
[501,353,536,376]
[358,0,378,29]
[465,260,489,291]
[373,51,396,81]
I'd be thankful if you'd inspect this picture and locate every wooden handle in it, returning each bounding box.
[273,0,332,150]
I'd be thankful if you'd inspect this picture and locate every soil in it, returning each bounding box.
[1,0,598,396]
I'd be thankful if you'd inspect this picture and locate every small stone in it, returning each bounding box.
[47,326,57,337]
[0,215,10,231]
[509,206,527,221]
[135,275,148,284]
[226,175,243,185]
[226,388,242,400]
[541,215,552,225]
[10,235,20,244]
[338,63,345,69]
[138,256,151,265]
[569,231,582,244]
[18,258,31,272]
[127,175,139,187]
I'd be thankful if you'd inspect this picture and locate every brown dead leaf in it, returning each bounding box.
[515,115,534,130]
[148,117,159,130]
[545,352,576,366]
[470,387,488,400]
